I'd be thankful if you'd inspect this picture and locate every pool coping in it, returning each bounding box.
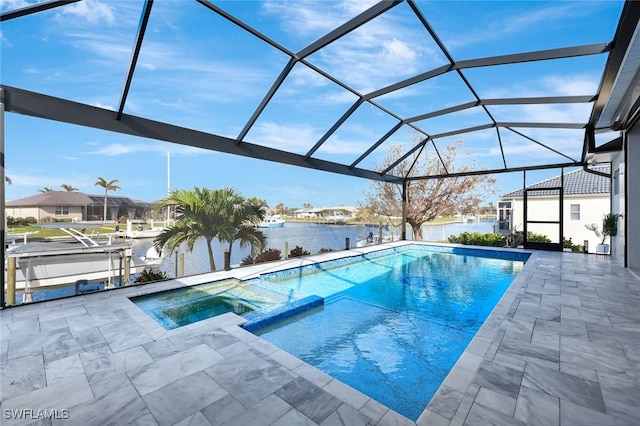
[4,241,636,425]
[122,240,538,423]
[416,243,538,424]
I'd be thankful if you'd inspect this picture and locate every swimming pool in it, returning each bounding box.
[254,245,529,421]
[131,279,296,329]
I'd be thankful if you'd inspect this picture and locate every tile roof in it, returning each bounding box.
[6,191,94,206]
[501,165,611,198]
[6,191,152,207]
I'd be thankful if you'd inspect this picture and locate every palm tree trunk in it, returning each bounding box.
[103,192,108,223]
[206,237,216,271]
[225,243,233,271]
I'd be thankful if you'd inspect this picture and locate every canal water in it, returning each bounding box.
[8,220,495,304]
[156,220,495,278]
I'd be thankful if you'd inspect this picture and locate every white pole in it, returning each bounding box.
[1,89,6,307]
[166,151,171,224]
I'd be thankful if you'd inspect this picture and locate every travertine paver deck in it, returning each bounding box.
[1,243,639,426]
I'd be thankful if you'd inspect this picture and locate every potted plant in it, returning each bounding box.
[585,213,619,254]
[602,213,619,239]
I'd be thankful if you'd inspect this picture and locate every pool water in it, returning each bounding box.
[132,279,293,329]
[256,247,527,421]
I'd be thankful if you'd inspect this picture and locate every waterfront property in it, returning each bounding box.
[498,165,611,254]
[5,191,155,223]
[2,1,640,425]
[1,242,638,425]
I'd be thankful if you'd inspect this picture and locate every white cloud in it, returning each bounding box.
[324,90,358,104]
[86,142,206,157]
[90,101,115,110]
[313,22,436,93]
[130,41,273,103]
[383,38,417,63]
[289,64,331,88]
[542,74,599,96]
[0,30,12,47]
[55,0,115,25]
[248,122,318,152]
[316,136,370,156]
[488,102,592,125]
[262,0,373,36]
[447,3,583,50]
[0,0,31,12]
[4,173,58,187]
[246,120,369,156]
[503,3,589,36]
[263,0,440,93]
[485,127,584,162]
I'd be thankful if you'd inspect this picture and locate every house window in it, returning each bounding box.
[55,206,69,215]
[498,201,512,230]
[570,204,580,220]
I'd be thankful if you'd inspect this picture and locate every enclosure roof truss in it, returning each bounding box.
[2,0,639,184]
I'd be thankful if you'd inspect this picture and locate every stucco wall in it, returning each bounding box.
[628,124,640,269]
[611,149,625,265]
[6,206,83,222]
[507,194,610,252]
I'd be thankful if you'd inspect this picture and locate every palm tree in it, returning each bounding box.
[94,177,120,223]
[274,202,287,215]
[61,184,78,192]
[154,187,266,272]
[38,187,53,193]
[218,195,267,269]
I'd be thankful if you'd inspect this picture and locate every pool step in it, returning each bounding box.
[242,295,324,332]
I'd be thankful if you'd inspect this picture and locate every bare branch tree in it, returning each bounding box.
[362,136,496,240]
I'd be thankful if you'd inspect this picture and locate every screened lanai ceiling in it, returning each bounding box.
[1,0,639,184]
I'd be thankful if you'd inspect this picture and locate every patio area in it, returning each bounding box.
[1,244,639,426]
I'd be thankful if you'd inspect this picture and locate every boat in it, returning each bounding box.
[356,232,394,247]
[125,219,167,239]
[257,215,285,228]
[326,211,347,224]
[4,223,163,302]
[5,231,38,247]
[356,224,395,247]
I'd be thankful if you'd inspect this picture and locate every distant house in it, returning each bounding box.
[294,206,358,219]
[6,191,154,222]
[498,165,610,253]
[317,206,358,219]
[294,208,322,219]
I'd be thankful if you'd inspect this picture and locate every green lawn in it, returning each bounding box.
[6,225,124,239]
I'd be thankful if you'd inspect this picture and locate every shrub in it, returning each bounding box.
[318,248,334,253]
[448,232,505,247]
[8,216,38,226]
[505,231,551,247]
[256,248,282,263]
[289,245,310,258]
[134,268,168,283]
[240,248,283,266]
[563,237,584,253]
[527,233,551,243]
[602,213,619,238]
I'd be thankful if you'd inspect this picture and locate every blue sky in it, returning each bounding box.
[1,0,624,209]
